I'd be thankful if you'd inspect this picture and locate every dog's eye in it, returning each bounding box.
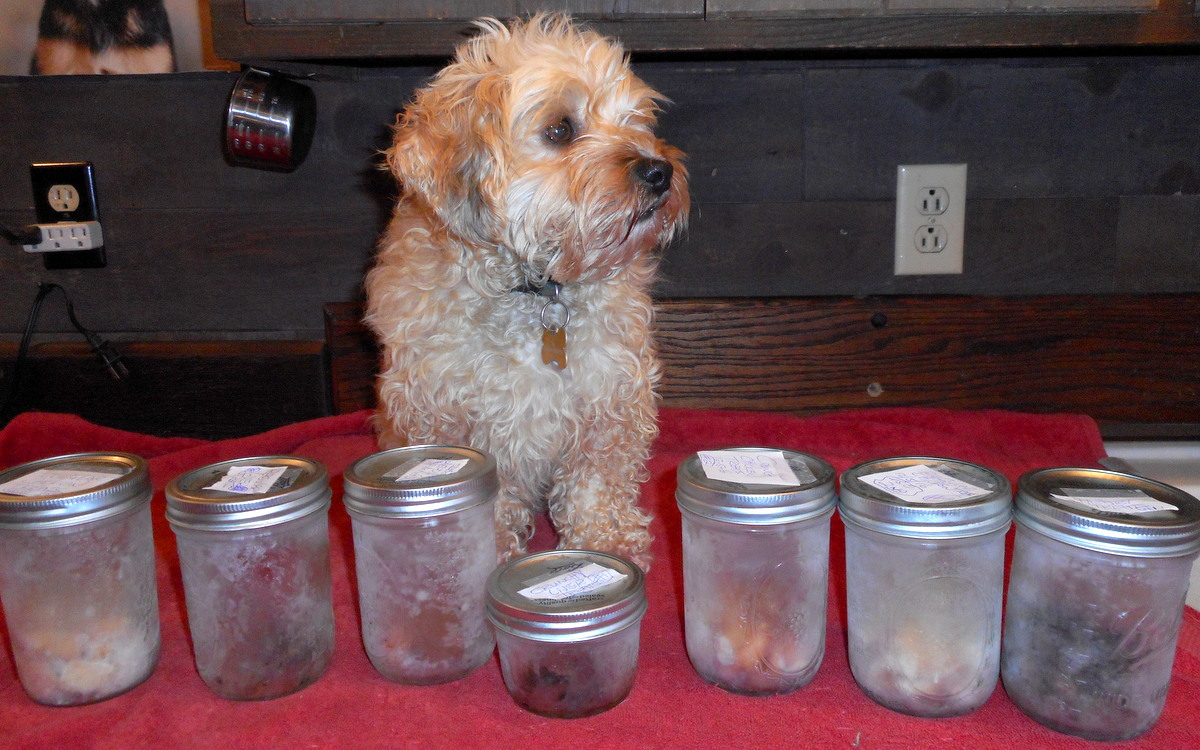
[544,118,574,145]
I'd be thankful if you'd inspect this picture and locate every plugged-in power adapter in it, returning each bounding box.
[30,162,106,269]
[23,221,104,253]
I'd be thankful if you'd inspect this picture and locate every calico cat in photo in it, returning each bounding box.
[32,0,175,75]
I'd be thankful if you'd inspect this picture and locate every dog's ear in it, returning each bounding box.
[385,71,508,245]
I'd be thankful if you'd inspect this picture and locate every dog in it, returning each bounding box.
[365,14,689,571]
[31,0,175,75]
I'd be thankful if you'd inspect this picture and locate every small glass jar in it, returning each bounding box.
[1002,468,1200,741]
[839,457,1011,717]
[343,445,498,684]
[675,447,836,695]
[0,452,160,706]
[165,456,334,700]
[486,550,646,718]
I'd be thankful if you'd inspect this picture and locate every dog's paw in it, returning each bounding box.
[627,549,653,574]
[496,528,528,564]
[556,536,653,574]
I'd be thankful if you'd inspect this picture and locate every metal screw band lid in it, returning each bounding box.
[486,550,647,643]
[675,447,836,525]
[342,445,498,519]
[839,457,1012,539]
[165,456,330,532]
[0,452,150,529]
[1016,467,1200,558]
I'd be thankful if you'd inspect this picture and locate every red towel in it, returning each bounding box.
[1,407,1196,749]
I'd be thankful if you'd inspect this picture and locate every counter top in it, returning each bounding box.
[1,407,1196,749]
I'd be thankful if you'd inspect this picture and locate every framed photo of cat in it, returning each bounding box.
[0,0,211,75]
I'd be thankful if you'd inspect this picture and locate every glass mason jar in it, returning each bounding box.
[165,456,334,700]
[486,550,646,718]
[343,445,498,684]
[0,452,160,706]
[839,457,1011,717]
[675,447,836,695]
[1002,468,1200,741]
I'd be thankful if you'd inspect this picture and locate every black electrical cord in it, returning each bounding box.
[0,222,43,246]
[0,282,128,424]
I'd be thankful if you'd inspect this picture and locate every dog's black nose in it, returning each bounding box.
[634,158,673,195]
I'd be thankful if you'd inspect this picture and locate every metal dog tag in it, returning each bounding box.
[542,326,567,369]
[538,288,569,370]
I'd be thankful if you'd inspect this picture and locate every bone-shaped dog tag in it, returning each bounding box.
[542,326,567,369]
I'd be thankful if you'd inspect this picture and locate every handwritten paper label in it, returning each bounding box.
[518,562,627,601]
[0,468,114,497]
[1052,488,1177,515]
[205,465,289,495]
[385,458,470,482]
[858,464,991,505]
[697,450,810,486]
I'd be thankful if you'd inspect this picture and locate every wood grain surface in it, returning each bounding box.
[324,295,1200,436]
[0,341,328,439]
[211,0,1200,59]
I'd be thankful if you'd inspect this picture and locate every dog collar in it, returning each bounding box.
[511,279,561,297]
[511,278,569,370]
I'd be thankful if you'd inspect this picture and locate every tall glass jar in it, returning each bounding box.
[0,452,160,706]
[486,550,646,718]
[839,457,1011,717]
[1002,468,1200,741]
[343,445,498,684]
[165,456,334,700]
[675,447,836,695]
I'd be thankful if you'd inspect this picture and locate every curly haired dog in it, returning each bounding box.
[365,14,689,570]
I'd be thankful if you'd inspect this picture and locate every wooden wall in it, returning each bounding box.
[2,52,1199,436]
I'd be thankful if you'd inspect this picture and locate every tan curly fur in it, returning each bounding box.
[364,14,689,570]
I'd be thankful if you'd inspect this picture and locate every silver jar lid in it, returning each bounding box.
[342,445,497,519]
[675,447,836,525]
[839,457,1012,539]
[0,452,150,529]
[165,455,330,532]
[1016,467,1200,558]
[486,550,647,643]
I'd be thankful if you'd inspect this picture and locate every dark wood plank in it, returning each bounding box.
[5,59,1200,337]
[324,296,1200,436]
[653,196,1200,298]
[210,0,1200,60]
[326,304,379,418]
[5,295,1194,440]
[0,341,330,439]
[246,1,509,23]
[0,207,378,336]
[4,192,1198,337]
[652,296,1200,424]
[245,0,703,22]
[519,1,702,17]
[0,72,418,212]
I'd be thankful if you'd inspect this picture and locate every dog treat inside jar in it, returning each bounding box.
[839,457,1011,717]
[0,453,160,706]
[486,550,646,718]
[343,445,498,684]
[676,448,836,695]
[165,456,334,700]
[1002,468,1200,741]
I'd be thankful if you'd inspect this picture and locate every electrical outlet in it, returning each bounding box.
[915,223,949,253]
[30,161,105,269]
[23,221,104,253]
[47,184,81,212]
[894,163,966,275]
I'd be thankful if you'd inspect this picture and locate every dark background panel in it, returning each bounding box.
[3,50,1200,436]
[4,57,1200,341]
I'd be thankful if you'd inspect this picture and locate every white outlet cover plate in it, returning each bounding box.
[894,163,967,275]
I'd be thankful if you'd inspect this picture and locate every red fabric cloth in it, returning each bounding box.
[1,407,1196,749]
